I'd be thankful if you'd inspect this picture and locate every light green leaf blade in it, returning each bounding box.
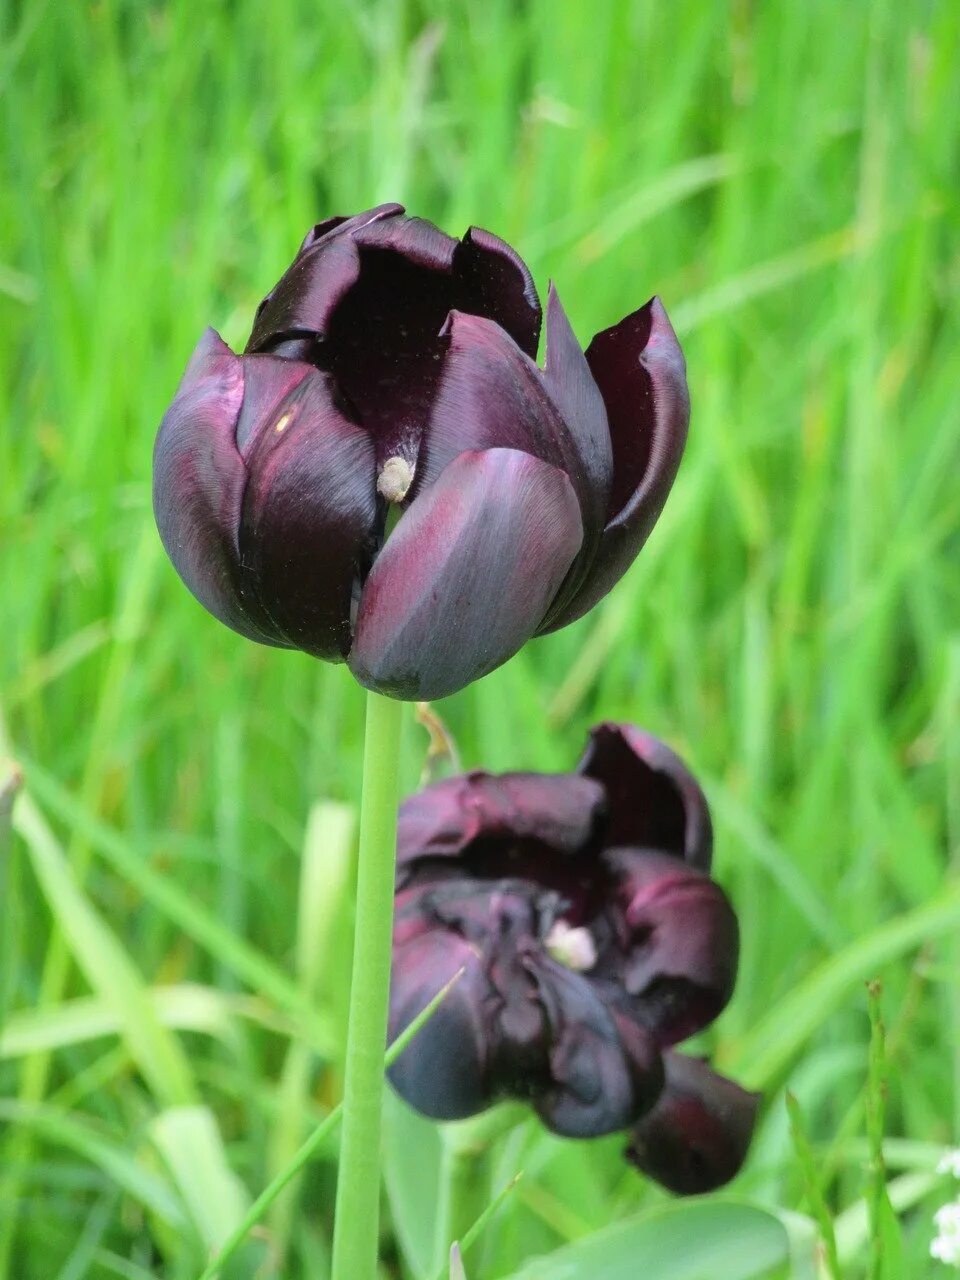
[504,1201,789,1280]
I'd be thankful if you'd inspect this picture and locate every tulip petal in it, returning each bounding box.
[603,848,738,1046]
[349,448,583,700]
[536,287,615,623]
[388,929,493,1121]
[297,202,405,254]
[578,723,713,869]
[533,959,661,1137]
[238,363,378,661]
[396,771,606,878]
[414,312,576,494]
[544,298,689,628]
[152,329,282,646]
[452,226,542,358]
[352,210,459,272]
[246,236,363,354]
[626,1053,760,1195]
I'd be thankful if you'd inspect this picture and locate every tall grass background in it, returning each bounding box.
[1,1,958,1276]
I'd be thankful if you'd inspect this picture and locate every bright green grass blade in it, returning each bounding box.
[0,1098,186,1228]
[11,788,196,1107]
[0,983,290,1060]
[20,759,335,1052]
[728,881,960,1088]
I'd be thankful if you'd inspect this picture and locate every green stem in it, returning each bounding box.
[330,690,404,1280]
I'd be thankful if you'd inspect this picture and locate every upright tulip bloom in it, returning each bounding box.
[153,204,689,699]
[388,724,758,1193]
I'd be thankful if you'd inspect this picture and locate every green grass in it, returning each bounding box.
[2,0,959,1276]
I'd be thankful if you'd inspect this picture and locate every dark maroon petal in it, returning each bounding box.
[238,363,378,661]
[533,959,662,1138]
[349,448,583,700]
[626,1053,760,1195]
[233,353,314,457]
[388,929,493,1121]
[152,330,281,646]
[396,771,606,877]
[246,236,362,354]
[452,225,542,358]
[604,848,739,1046]
[535,287,614,624]
[297,203,405,254]
[544,298,689,629]
[413,311,576,497]
[541,286,612,525]
[352,211,459,272]
[579,723,713,870]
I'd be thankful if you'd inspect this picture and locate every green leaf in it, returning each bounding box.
[383,1091,443,1278]
[504,1201,789,1280]
[149,1106,252,1257]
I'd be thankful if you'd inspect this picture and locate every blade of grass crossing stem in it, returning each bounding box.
[786,1092,842,1280]
[431,1176,524,1280]
[197,967,464,1280]
[865,982,903,1280]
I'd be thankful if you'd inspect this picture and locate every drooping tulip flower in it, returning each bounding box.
[387,724,745,1154]
[153,204,689,700]
[625,1052,760,1194]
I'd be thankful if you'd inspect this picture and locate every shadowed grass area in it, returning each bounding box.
[1,1,958,1276]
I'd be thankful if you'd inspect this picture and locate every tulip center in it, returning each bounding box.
[544,919,598,972]
[377,455,415,504]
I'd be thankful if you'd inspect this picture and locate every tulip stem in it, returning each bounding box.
[330,690,404,1280]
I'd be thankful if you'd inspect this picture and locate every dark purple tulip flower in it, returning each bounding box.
[387,723,748,1167]
[153,204,689,699]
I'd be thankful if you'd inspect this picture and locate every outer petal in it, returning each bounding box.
[452,226,542,358]
[603,848,739,1046]
[412,312,577,496]
[388,927,493,1121]
[626,1053,760,1195]
[396,770,606,879]
[351,210,459,271]
[578,722,713,870]
[237,364,378,660]
[414,306,611,560]
[247,204,405,352]
[152,329,281,646]
[349,448,583,700]
[296,203,405,254]
[532,958,662,1138]
[246,236,362,353]
[544,298,689,629]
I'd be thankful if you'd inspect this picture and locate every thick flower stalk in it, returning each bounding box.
[388,723,759,1193]
[153,204,689,700]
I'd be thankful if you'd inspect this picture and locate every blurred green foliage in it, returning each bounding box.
[1,0,959,1276]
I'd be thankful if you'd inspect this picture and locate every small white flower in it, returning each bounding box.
[932,1196,960,1268]
[939,1150,960,1180]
